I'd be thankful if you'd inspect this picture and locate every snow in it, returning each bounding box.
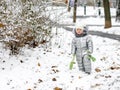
[0,5,120,90]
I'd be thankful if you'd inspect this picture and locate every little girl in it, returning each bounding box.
[71,24,93,74]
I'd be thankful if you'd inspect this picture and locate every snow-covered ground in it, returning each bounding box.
[0,6,120,90]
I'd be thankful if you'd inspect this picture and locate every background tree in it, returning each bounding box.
[103,0,112,28]
[67,0,71,12]
[73,0,77,23]
[116,0,120,21]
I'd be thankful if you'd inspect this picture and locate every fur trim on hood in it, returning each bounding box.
[72,26,88,37]
[75,24,84,30]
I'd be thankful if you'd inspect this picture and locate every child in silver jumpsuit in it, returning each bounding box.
[71,25,93,74]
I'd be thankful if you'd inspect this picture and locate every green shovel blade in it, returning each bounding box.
[88,55,96,62]
[69,61,75,70]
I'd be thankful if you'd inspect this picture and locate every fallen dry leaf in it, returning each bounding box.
[95,68,101,72]
[78,76,82,79]
[91,83,103,88]
[27,89,32,90]
[54,87,62,90]
[38,79,43,83]
[100,56,107,61]
[38,63,41,67]
[105,75,111,78]
[51,66,58,68]
[110,66,120,70]
[0,23,5,28]
[20,60,24,63]
[52,78,57,81]
[94,74,104,79]
[52,69,59,73]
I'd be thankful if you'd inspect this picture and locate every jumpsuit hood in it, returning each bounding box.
[73,24,88,37]
[73,28,88,37]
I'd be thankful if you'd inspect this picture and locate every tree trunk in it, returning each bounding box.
[68,0,71,12]
[21,0,26,3]
[103,0,112,28]
[116,0,120,22]
[73,0,77,23]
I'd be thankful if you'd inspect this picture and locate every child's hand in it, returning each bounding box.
[83,50,91,55]
[87,50,91,55]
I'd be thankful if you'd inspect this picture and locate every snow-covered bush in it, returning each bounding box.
[0,25,37,55]
[0,0,53,55]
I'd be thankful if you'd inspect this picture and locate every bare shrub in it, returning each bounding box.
[0,0,53,55]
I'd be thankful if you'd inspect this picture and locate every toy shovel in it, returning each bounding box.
[88,55,96,62]
[69,54,75,70]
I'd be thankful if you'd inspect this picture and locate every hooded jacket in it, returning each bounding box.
[71,28,93,55]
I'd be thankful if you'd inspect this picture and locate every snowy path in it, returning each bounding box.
[62,26,120,41]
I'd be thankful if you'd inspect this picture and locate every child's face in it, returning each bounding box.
[76,28,83,34]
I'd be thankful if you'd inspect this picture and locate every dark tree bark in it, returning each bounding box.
[68,1,71,12]
[116,0,120,22]
[73,0,77,23]
[21,0,26,3]
[103,0,112,28]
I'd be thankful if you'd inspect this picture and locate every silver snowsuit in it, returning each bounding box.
[71,29,93,73]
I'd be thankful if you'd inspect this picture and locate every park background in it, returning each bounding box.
[0,0,120,90]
